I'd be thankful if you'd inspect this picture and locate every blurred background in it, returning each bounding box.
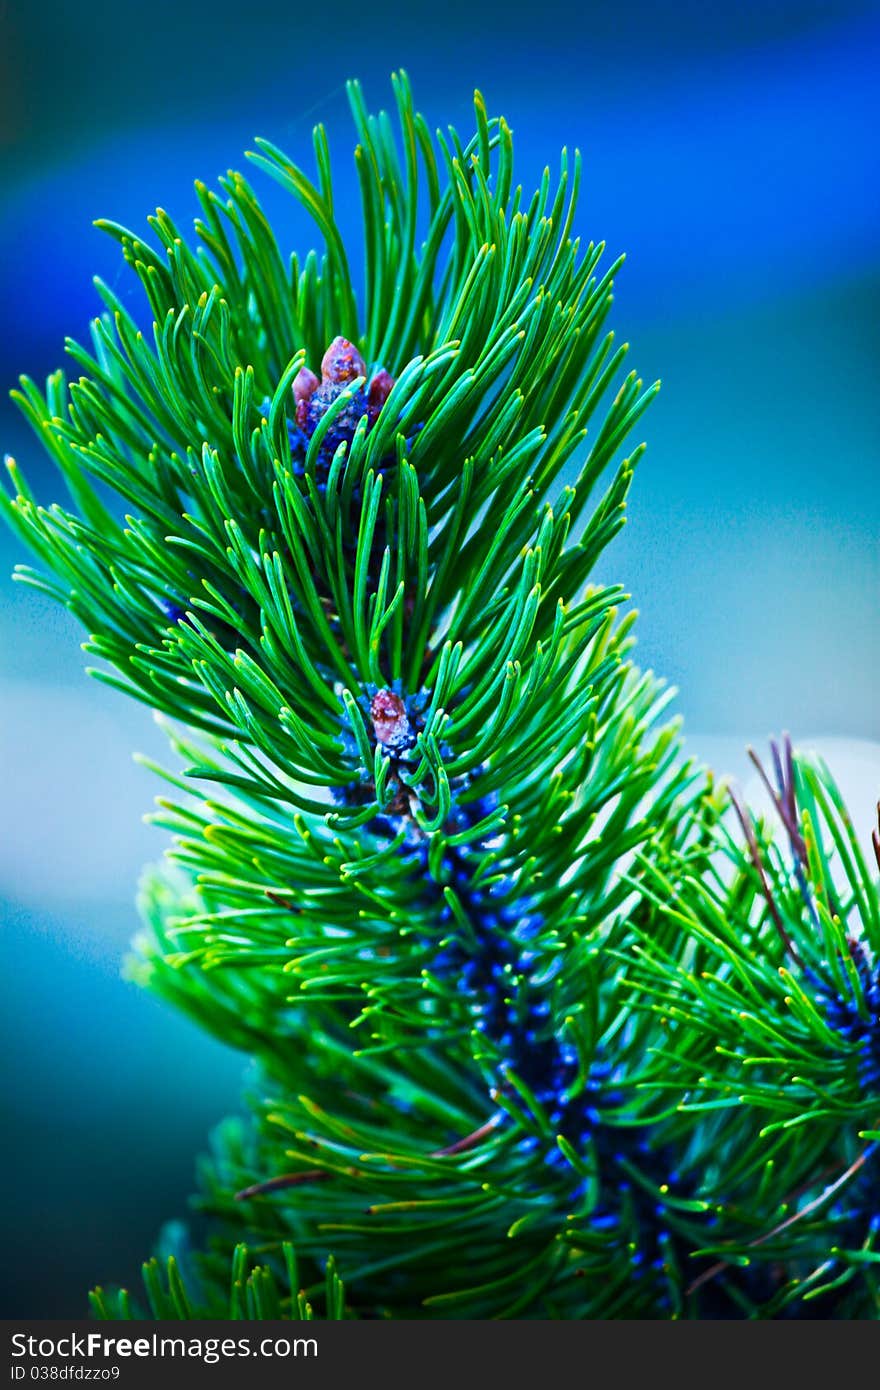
[1,0,877,1316]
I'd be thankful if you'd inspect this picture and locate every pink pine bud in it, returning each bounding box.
[292,366,319,428]
[321,336,366,384]
[370,688,410,748]
[367,368,395,423]
[293,366,319,406]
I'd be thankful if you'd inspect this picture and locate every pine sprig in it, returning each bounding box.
[623,739,880,1314]
[3,77,650,753]
[90,1241,347,1321]
[10,72,867,1320]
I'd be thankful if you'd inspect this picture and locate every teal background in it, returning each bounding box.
[0,0,877,1315]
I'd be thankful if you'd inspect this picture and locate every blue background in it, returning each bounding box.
[1,0,878,1315]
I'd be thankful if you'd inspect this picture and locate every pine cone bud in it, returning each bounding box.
[292,366,319,427]
[367,368,394,423]
[321,336,366,384]
[370,688,411,749]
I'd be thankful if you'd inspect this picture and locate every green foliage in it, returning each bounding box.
[623,741,880,1316]
[2,74,649,764]
[89,1240,346,1320]
[6,73,878,1320]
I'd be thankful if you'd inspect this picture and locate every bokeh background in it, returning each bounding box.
[1,0,878,1316]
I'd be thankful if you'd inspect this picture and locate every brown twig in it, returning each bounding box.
[748,734,807,866]
[729,784,801,963]
[234,1170,330,1201]
[430,1113,504,1157]
[265,889,301,913]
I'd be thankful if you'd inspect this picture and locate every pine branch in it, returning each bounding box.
[625,741,880,1315]
[10,72,869,1320]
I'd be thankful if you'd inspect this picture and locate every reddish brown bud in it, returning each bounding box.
[293,366,319,429]
[293,365,319,406]
[321,336,366,385]
[367,368,394,423]
[370,688,409,747]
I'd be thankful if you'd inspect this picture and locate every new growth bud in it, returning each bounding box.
[293,366,319,427]
[321,336,367,384]
[370,689,412,751]
[285,339,395,473]
[367,369,394,423]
